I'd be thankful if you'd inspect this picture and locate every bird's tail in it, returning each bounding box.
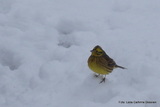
[115,65,126,69]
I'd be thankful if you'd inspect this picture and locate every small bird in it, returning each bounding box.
[88,45,126,83]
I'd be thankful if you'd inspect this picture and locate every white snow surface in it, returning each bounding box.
[0,0,160,107]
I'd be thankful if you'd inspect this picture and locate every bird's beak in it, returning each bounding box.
[90,50,93,52]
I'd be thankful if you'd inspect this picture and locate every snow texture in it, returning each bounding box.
[0,0,160,107]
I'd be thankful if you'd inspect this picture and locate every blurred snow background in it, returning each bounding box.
[0,0,160,107]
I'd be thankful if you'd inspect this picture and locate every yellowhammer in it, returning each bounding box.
[88,45,126,83]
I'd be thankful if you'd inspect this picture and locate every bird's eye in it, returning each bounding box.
[96,51,103,55]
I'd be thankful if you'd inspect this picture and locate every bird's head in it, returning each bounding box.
[90,45,105,56]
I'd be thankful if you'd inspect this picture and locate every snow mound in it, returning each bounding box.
[0,0,160,107]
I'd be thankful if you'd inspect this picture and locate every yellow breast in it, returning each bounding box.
[88,56,110,75]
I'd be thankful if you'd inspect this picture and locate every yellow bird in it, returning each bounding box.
[88,45,126,83]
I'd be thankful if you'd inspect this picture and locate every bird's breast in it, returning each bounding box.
[88,56,110,75]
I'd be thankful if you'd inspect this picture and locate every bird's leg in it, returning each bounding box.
[99,78,105,83]
[94,74,100,77]
[99,75,106,83]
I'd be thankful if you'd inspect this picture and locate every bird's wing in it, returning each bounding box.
[98,56,115,71]
[103,54,117,68]
[107,58,116,67]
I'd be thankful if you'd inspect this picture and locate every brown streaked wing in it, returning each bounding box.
[103,53,116,67]
[97,57,113,72]
[107,58,116,68]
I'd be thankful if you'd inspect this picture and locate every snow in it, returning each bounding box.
[0,0,160,107]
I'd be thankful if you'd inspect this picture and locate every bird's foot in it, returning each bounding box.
[94,74,100,77]
[99,77,105,83]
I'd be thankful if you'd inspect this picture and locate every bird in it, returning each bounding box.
[88,45,126,83]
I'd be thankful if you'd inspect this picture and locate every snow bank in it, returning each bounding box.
[0,0,160,107]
